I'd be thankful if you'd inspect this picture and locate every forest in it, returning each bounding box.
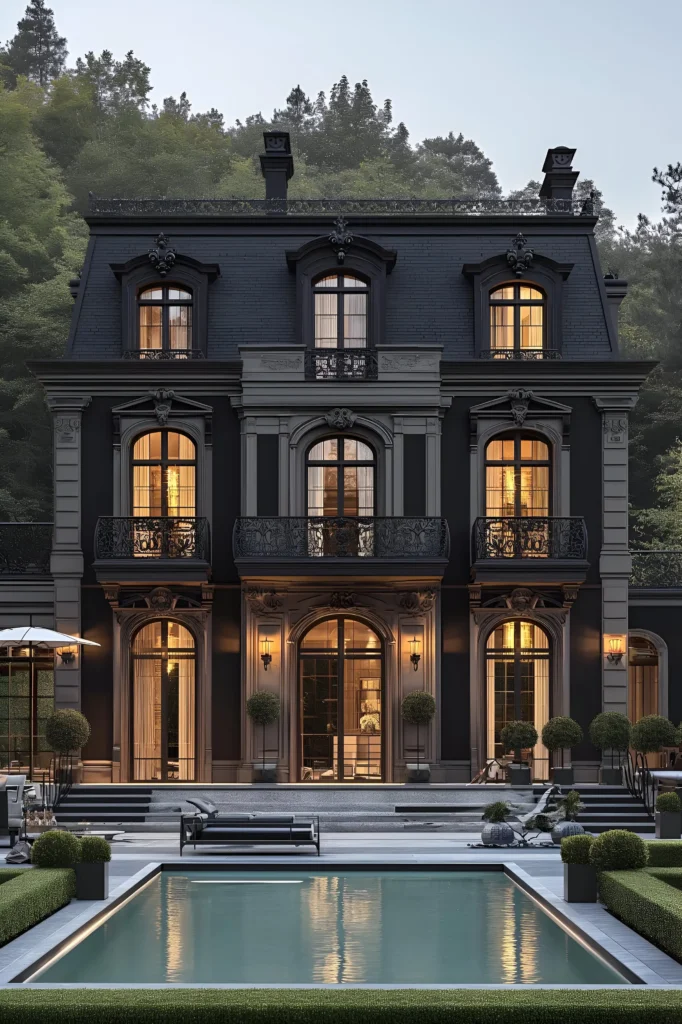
[1,1,682,545]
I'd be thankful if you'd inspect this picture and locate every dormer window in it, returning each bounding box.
[490,284,544,358]
[138,286,193,356]
[311,273,370,379]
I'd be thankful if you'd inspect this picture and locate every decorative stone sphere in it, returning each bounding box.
[481,822,515,846]
[551,820,585,845]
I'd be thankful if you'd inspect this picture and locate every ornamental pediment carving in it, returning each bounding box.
[469,390,572,439]
[112,391,213,436]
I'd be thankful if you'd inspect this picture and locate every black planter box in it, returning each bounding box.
[552,767,574,786]
[75,861,109,900]
[253,765,277,783]
[564,863,597,902]
[656,811,682,839]
[406,764,431,783]
[600,767,622,785]
[508,764,531,786]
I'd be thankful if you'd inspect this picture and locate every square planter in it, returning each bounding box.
[508,764,531,786]
[552,767,574,786]
[656,811,682,839]
[406,764,431,783]
[600,767,622,785]
[253,764,277,783]
[563,863,597,903]
[75,861,109,900]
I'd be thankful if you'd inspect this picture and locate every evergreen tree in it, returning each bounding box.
[0,0,67,88]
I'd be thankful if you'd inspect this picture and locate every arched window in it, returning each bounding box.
[486,620,550,780]
[489,284,545,357]
[132,431,196,518]
[132,620,195,781]
[485,434,550,518]
[138,285,193,354]
[311,273,369,378]
[299,617,383,782]
[306,437,375,556]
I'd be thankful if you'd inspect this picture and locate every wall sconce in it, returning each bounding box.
[260,637,273,671]
[408,636,421,672]
[605,634,626,665]
[57,645,77,665]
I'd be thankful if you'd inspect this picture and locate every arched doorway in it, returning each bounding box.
[486,620,550,780]
[299,617,383,782]
[132,621,196,781]
[628,635,659,723]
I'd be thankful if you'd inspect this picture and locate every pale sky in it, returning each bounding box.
[2,0,680,227]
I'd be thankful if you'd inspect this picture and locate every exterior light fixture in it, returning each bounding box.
[408,636,421,671]
[605,634,626,665]
[260,637,273,671]
[58,645,77,665]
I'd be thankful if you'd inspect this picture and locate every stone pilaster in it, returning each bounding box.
[47,395,91,710]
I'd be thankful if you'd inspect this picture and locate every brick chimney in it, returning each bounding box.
[259,131,294,201]
[540,147,579,209]
[603,272,628,343]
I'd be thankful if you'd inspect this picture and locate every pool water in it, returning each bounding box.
[36,870,624,985]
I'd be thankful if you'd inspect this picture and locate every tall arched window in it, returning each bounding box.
[485,434,550,518]
[132,620,195,781]
[138,285,193,354]
[132,431,196,518]
[489,284,545,357]
[486,620,550,779]
[306,437,375,556]
[311,273,369,378]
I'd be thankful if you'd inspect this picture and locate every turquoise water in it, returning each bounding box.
[36,871,624,984]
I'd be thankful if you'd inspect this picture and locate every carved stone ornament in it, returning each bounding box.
[245,589,283,615]
[382,354,422,371]
[149,388,175,425]
[328,591,357,610]
[148,233,177,277]
[329,217,353,264]
[507,388,533,426]
[325,407,357,430]
[603,417,627,444]
[505,588,538,612]
[506,233,535,277]
[144,587,176,612]
[261,357,302,371]
[399,590,437,612]
[54,416,81,443]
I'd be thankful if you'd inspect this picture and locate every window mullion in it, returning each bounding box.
[337,286,344,351]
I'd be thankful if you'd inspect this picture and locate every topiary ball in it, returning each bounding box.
[245,691,280,726]
[561,833,595,864]
[79,835,111,863]
[630,715,678,754]
[401,690,436,725]
[656,791,682,814]
[45,709,91,754]
[589,829,648,872]
[541,716,583,752]
[31,829,80,868]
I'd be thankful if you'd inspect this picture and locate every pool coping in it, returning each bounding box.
[3,860,682,989]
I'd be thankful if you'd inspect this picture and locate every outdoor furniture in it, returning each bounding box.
[0,775,26,847]
[180,812,320,855]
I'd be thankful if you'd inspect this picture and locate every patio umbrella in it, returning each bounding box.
[0,626,100,654]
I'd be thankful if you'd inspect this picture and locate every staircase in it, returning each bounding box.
[563,785,654,835]
[56,786,153,824]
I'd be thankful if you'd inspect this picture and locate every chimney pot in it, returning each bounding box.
[260,131,294,201]
[540,146,580,210]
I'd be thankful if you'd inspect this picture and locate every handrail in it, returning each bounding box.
[622,750,655,818]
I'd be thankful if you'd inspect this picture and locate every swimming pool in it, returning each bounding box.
[34,870,625,985]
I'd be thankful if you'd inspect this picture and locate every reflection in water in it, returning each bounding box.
[37,871,624,985]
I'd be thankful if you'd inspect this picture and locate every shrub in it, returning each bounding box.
[481,801,510,823]
[646,840,682,867]
[245,691,280,725]
[31,830,80,868]
[556,789,584,822]
[0,868,75,946]
[541,717,583,768]
[400,690,436,725]
[599,869,682,962]
[656,791,682,814]
[500,720,538,762]
[589,829,648,872]
[79,836,111,863]
[630,714,678,755]
[588,712,631,769]
[561,834,595,864]
[44,709,90,753]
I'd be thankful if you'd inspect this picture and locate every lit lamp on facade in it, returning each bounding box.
[408,636,421,672]
[260,637,273,671]
[605,634,626,665]
[57,645,77,665]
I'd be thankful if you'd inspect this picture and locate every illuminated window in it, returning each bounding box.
[314,274,368,350]
[0,647,54,774]
[485,434,550,518]
[306,437,375,517]
[138,286,192,352]
[490,284,544,355]
[132,431,196,517]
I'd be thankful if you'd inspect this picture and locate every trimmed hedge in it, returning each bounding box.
[3,991,682,1022]
[590,830,648,871]
[0,868,75,946]
[598,868,682,961]
[646,840,682,867]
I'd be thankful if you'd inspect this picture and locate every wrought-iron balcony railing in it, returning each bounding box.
[123,348,205,360]
[305,349,378,381]
[479,349,562,361]
[94,517,210,560]
[631,551,682,588]
[473,517,588,560]
[233,517,450,560]
[0,522,52,574]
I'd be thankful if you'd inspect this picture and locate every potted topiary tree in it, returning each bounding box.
[401,690,436,782]
[245,691,280,782]
[541,716,583,786]
[31,829,80,869]
[589,712,631,785]
[500,720,538,786]
[655,791,682,839]
[45,709,91,787]
[480,800,515,846]
[631,715,679,770]
[561,833,596,902]
[75,835,111,900]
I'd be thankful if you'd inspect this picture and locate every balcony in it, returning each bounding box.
[233,516,450,577]
[93,517,211,583]
[122,348,205,361]
[631,551,682,590]
[305,350,378,381]
[471,517,589,583]
[0,523,52,575]
[479,349,562,361]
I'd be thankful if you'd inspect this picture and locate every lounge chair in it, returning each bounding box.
[180,811,320,856]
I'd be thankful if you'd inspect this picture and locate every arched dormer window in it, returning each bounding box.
[138,285,193,355]
[489,284,544,358]
[312,273,369,379]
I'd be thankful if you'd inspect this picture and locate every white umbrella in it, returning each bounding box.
[0,627,100,662]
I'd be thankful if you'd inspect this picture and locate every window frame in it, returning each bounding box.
[131,428,198,518]
[137,284,193,353]
[489,283,546,355]
[306,435,377,518]
[312,272,370,351]
[484,431,552,518]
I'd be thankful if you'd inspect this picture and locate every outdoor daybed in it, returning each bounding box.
[179,799,320,855]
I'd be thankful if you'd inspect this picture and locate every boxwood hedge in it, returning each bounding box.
[645,840,682,867]
[0,868,75,946]
[2,991,682,1023]
[598,867,682,960]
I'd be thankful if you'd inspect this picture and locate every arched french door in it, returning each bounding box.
[132,621,196,781]
[299,617,383,782]
[486,620,550,780]
[628,635,659,723]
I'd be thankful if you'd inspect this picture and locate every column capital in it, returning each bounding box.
[592,395,638,413]
[46,394,92,413]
